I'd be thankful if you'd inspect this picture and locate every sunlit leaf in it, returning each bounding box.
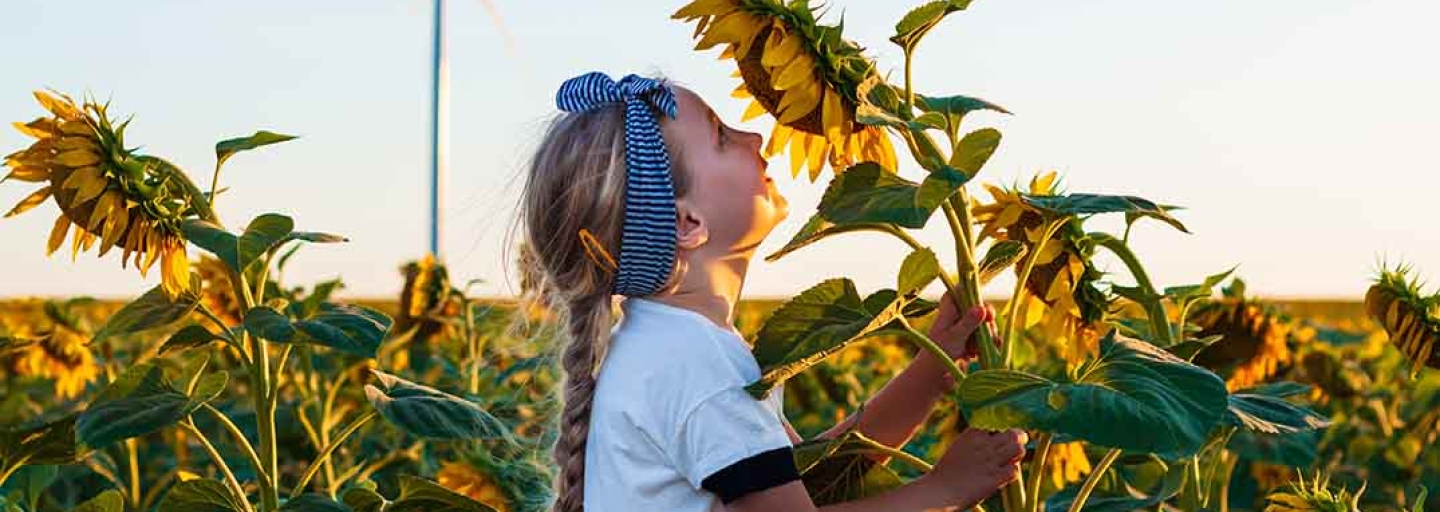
[898,248,940,297]
[818,162,969,229]
[960,331,1228,457]
[747,278,919,398]
[1224,383,1330,434]
[280,494,354,512]
[293,303,391,358]
[949,128,1002,176]
[77,364,227,447]
[890,0,973,49]
[244,306,296,342]
[159,325,226,355]
[93,283,201,342]
[387,475,498,512]
[763,215,891,263]
[793,430,904,505]
[0,414,80,469]
[1022,193,1188,233]
[978,240,1026,285]
[68,489,124,512]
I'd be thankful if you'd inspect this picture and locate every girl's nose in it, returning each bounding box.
[741,130,763,150]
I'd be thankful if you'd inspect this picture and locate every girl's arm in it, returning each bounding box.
[820,296,993,448]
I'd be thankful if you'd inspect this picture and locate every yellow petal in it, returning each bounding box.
[776,80,820,124]
[52,149,101,167]
[122,219,145,268]
[822,89,847,149]
[5,186,51,218]
[53,136,98,152]
[772,54,815,91]
[46,215,70,256]
[806,135,827,180]
[70,170,109,206]
[88,191,121,230]
[671,0,737,20]
[731,83,751,99]
[98,202,129,256]
[1032,171,1058,194]
[161,245,191,298]
[761,30,802,69]
[70,223,87,261]
[33,90,81,120]
[719,44,735,60]
[765,124,793,158]
[61,166,101,190]
[57,120,91,136]
[140,227,161,276]
[2,165,50,183]
[12,119,55,139]
[694,12,755,51]
[732,20,765,60]
[79,228,97,252]
[691,14,711,39]
[741,100,767,122]
[788,134,809,178]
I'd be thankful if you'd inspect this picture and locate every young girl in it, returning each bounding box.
[516,72,1027,512]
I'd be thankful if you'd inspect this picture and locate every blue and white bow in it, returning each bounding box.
[556,72,680,297]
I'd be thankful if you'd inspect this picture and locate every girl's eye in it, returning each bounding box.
[717,123,728,147]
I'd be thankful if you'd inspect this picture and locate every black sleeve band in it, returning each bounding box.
[701,446,801,504]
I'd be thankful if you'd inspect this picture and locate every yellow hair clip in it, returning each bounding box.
[577,228,618,274]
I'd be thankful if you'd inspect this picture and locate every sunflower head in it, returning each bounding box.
[397,254,462,340]
[1192,280,1293,390]
[437,460,513,512]
[675,0,897,180]
[1364,265,1440,377]
[1263,470,1364,512]
[977,172,1109,360]
[1045,441,1092,490]
[194,255,241,326]
[1,301,100,399]
[4,91,199,297]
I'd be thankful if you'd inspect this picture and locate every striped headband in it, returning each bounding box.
[556,72,680,297]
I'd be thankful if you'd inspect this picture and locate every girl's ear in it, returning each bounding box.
[674,198,709,250]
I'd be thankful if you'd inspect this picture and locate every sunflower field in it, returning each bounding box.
[2,1,1438,511]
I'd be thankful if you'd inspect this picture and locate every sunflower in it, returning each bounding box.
[391,254,463,371]
[1263,470,1364,512]
[194,255,241,326]
[973,172,1107,361]
[3,91,196,297]
[2,317,99,400]
[1364,266,1440,377]
[1191,283,1292,391]
[437,460,512,512]
[674,0,898,181]
[1044,441,1092,490]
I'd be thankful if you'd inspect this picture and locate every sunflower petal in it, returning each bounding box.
[46,215,70,256]
[140,227,162,276]
[5,186,52,218]
[160,245,191,298]
[98,202,129,256]
[57,120,91,136]
[695,13,755,51]
[731,83,752,99]
[776,80,820,124]
[12,119,54,139]
[53,136,98,152]
[742,100,768,122]
[822,89,847,149]
[33,90,82,120]
[788,134,809,178]
[761,31,802,69]
[52,149,101,167]
[87,190,121,230]
[2,165,50,184]
[765,124,794,158]
[61,166,101,190]
[672,0,737,20]
[806,135,827,180]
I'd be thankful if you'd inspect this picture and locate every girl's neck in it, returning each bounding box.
[648,251,751,333]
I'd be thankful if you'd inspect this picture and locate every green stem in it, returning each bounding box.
[942,199,1000,370]
[1201,428,1238,507]
[880,224,962,299]
[0,455,31,489]
[180,420,256,512]
[201,403,269,484]
[290,411,378,499]
[164,159,218,224]
[904,49,916,113]
[126,438,142,510]
[845,444,933,473]
[1090,233,1173,343]
[1026,433,1054,512]
[465,302,481,395]
[896,318,968,385]
[1067,448,1121,512]
[1002,219,1065,367]
[234,271,278,512]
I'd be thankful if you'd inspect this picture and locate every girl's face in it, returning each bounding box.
[662,87,788,254]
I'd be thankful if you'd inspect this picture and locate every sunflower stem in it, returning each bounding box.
[201,403,269,484]
[1090,232,1173,343]
[291,411,378,499]
[897,318,968,386]
[1026,433,1054,512]
[880,224,962,299]
[0,455,31,491]
[180,419,256,512]
[1067,448,1121,512]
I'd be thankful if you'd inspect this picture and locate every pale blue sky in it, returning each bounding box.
[2,0,1437,300]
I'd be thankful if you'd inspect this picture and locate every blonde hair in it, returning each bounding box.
[514,87,691,512]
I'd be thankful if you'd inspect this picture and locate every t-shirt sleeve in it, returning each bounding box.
[674,386,799,503]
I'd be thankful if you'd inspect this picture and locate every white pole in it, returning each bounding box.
[428,0,448,258]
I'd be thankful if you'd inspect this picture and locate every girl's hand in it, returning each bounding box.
[920,428,1027,508]
[925,291,998,363]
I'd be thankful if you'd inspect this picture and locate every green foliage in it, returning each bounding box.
[156,478,247,512]
[76,361,227,448]
[0,415,79,470]
[794,430,904,505]
[68,490,124,512]
[215,131,297,169]
[364,371,509,440]
[960,332,1229,457]
[386,476,498,512]
[280,494,354,512]
[1225,383,1331,435]
[92,282,201,342]
[817,162,970,229]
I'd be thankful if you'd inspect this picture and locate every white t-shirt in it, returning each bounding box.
[584,297,794,511]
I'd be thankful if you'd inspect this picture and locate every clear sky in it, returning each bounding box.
[2,0,1437,301]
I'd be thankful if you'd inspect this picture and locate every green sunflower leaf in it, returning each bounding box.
[68,490,124,512]
[159,325,227,355]
[763,215,894,263]
[746,278,919,399]
[1224,383,1330,434]
[387,475,498,512]
[818,162,970,229]
[891,0,973,49]
[93,282,202,342]
[77,364,227,448]
[1021,193,1189,233]
[0,414,81,470]
[365,371,508,440]
[960,331,1228,457]
[950,128,1002,176]
[1044,464,1186,512]
[215,130,297,169]
[793,430,904,505]
[156,478,246,512]
[293,303,391,358]
[280,494,355,512]
[244,306,295,342]
[898,247,940,297]
[978,240,1027,286]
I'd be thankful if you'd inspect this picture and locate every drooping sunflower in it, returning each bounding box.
[391,254,463,371]
[674,0,898,181]
[1364,265,1440,376]
[194,255,241,326]
[1192,280,1292,391]
[1,300,100,399]
[973,171,1108,361]
[1044,441,1092,490]
[3,91,197,297]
